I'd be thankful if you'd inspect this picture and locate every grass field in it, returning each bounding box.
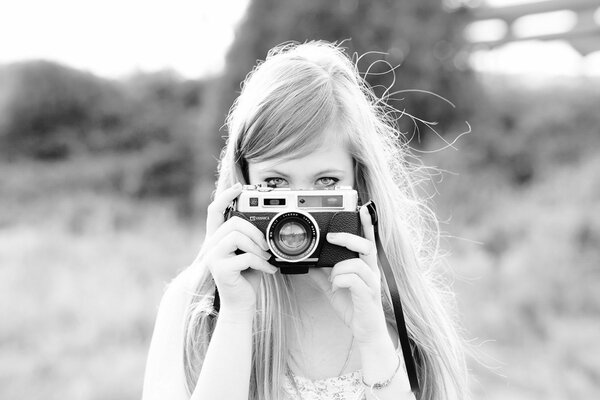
[419,80,600,399]
[0,157,201,399]
[1,81,599,399]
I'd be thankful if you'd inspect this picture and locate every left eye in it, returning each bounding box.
[316,177,338,187]
[264,177,288,187]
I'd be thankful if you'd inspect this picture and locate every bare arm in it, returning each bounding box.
[191,307,254,399]
[143,183,274,399]
[360,333,415,400]
[142,268,194,400]
[142,267,258,400]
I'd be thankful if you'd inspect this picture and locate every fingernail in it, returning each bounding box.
[261,241,270,251]
[262,251,271,260]
[269,266,278,273]
[327,232,338,240]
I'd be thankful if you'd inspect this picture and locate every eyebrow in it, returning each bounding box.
[260,168,347,177]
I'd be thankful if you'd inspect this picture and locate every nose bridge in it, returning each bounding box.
[289,181,310,190]
[287,173,314,190]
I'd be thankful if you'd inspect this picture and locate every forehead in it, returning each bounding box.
[249,130,353,175]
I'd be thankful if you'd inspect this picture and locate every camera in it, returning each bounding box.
[225,184,362,274]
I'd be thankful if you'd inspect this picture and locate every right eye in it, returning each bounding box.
[264,177,288,187]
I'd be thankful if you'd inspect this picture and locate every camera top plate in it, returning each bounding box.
[242,183,353,191]
[236,185,358,213]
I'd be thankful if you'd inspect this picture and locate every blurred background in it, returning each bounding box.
[1,0,599,399]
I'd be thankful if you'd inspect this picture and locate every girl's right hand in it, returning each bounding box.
[194,182,276,315]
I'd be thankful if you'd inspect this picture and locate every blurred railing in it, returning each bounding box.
[465,0,600,55]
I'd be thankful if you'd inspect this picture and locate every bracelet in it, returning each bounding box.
[361,353,403,391]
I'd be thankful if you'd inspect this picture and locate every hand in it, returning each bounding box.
[192,182,277,315]
[308,205,389,345]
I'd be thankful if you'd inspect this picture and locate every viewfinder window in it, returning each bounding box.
[324,196,343,207]
[298,195,343,208]
[264,198,286,206]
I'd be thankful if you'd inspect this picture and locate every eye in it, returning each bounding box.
[315,177,339,187]
[264,177,288,187]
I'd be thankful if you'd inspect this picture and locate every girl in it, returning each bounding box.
[143,41,470,400]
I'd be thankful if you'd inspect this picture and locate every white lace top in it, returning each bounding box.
[283,369,366,400]
[282,342,402,400]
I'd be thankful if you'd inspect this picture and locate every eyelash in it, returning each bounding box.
[264,177,287,187]
[316,177,338,186]
[264,177,339,187]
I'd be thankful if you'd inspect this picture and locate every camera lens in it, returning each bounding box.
[267,211,319,262]
[276,221,308,255]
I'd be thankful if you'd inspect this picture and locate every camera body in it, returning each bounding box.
[225,184,361,274]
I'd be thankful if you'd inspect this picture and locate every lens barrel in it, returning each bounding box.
[267,211,319,262]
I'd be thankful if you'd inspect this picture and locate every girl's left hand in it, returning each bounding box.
[308,205,389,345]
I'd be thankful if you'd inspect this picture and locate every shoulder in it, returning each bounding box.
[142,266,199,400]
[162,266,198,306]
[151,265,209,343]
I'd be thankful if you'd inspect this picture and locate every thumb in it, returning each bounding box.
[206,182,243,236]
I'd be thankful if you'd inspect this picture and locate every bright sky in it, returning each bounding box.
[468,0,600,77]
[0,0,249,78]
[0,0,599,79]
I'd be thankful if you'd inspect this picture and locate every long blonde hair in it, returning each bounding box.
[182,40,470,400]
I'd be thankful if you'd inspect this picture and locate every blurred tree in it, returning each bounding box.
[198,0,473,200]
[0,62,207,160]
[0,61,206,209]
[0,61,127,159]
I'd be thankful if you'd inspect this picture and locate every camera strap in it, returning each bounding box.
[365,201,420,393]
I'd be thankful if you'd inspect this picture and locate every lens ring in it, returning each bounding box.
[275,221,309,255]
[267,211,319,262]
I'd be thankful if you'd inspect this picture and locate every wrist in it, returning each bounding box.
[358,332,396,361]
[358,332,399,385]
[355,319,393,348]
[217,304,256,325]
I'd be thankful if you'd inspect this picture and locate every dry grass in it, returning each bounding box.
[419,92,600,399]
[0,172,201,399]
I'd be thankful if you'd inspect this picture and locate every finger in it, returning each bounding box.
[330,259,379,292]
[214,231,271,260]
[326,232,375,257]
[331,273,372,303]
[210,216,269,251]
[206,182,243,236]
[359,205,376,243]
[227,252,277,275]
